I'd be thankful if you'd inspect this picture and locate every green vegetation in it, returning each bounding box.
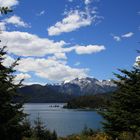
[0,9,27,139]
[0,46,27,140]
[0,7,12,14]
[64,94,111,109]
[22,116,57,140]
[0,9,57,139]
[1,6,140,140]
[100,67,140,139]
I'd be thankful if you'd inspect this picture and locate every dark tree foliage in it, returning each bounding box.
[0,46,27,140]
[0,7,30,140]
[0,7,12,14]
[51,130,57,140]
[34,115,46,140]
[34,115,57,140]
[22,118,33,138]
[64,94,111,109]
[101,66,140,138]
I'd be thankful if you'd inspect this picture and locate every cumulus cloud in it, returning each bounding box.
[14,73,31,84]
[54,53,67,59]
[2,54,15,67]
[47,53,67,60]
[0,31,67,57]
[0,0,18,8]
[2,55,32,84]
[121,32,134,38]
[74,45,105,54]
[15,58,88,82]
[0,22,6,31]
[48,9,93,36]
[3,15,29,28]
[2,54,89,82]
[0,31,105,57]
[1,30,106,82]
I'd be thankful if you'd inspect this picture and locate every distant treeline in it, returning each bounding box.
[64,93,112,109]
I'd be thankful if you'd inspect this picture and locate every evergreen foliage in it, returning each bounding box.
[64,94,111,109]
[0,7,12,14]
[0,46,27,140]
[33,115,57,140]
[22,118,33,138]
[101,66,140,138]
[0,8,30,140]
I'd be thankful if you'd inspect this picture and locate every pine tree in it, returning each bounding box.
[0,7,12,14]
[22,118,32,138]
[101,66,140,139]
[0,46,26,140]
[34,115,46,140]
[0,7,29,140]
[51,130,57,140]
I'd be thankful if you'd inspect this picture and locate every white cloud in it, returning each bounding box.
[84,0,91,5]
[47,53,67,60]
[2,53,89,82]
[48,9,93,36]
[22,81,46,86]
[74,45,105,54]
[54,53,67,59]
[0,31,105,57]
[14,73,31,84]
[3,15,29,28]
[37,10,45,16]
[1,30,106,82]
[68,0,73,2]
[0,31,67,57]
[112,32,134,41]
[0,22,6,31]
[134,56,140,67]
[15,58,88,82]
[113,36,121,42]
[136,56,140,62]
[2,54,15,67]
[0,0,18,7]
[74,62,80,66]
[122,32,134,38]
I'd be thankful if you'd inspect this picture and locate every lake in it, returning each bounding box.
[23,103,103,137]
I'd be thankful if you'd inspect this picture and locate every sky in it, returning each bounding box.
[0,0,140,85]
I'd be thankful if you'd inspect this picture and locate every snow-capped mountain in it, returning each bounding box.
[60,77,116,95]
[19,77,117,102]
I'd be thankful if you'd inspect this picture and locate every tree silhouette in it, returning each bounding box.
[101,60,140,139]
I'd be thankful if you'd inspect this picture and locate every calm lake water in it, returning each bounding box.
[23,103,103,136]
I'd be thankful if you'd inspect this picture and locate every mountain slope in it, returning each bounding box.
[18,77,116,103]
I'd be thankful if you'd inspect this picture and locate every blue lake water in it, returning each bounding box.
[23,103,103,136]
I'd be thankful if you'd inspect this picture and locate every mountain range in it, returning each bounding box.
[18,77,117,103]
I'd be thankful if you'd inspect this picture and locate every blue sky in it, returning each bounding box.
[0,0,140,84]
